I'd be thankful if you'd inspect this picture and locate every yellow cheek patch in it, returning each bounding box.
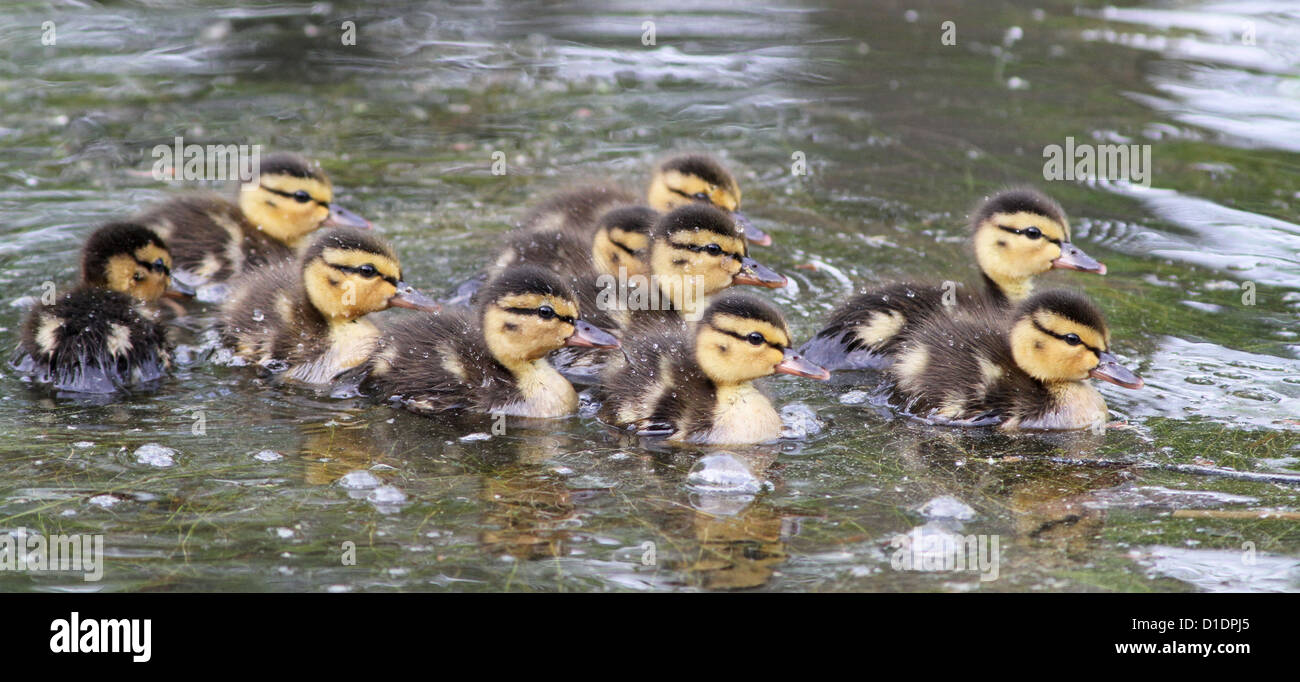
[103,254,140,293]
[608,229,650,253]
[708,313,790,348]
[321,249,401,282]
[495,293,579,320]
[708,187,739,212]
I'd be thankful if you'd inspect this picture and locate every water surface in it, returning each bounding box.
[1,0,1298,592]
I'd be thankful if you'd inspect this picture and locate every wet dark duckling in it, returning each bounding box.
[12,222,193,393]
[888,289,1143,431]
[138,152,370,291]
[801,188,1106,371]
[218,228,438,386]
[598,292,829,445]
[363,265,620,418]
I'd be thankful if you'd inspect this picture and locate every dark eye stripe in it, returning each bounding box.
[134,258,170,276]
[503,306,576,325]
[609,239,640,256]
[1032,319,1103,356]
[668,240,743,262]
[998,224,1062,246]
[329,263,398,287]
[261,184,329,208]
[713,326,784,350]
[668,187,712,204]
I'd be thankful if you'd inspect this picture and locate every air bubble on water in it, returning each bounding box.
[686,452,765,496]
[73,441,94,449]
[839,390,870,405]
[917,495,976,521]
[253,450,283,462]
[134,443,176,467]
[781,403,824,439]
[339,470,381,489]
[88,494,120,509]
[460,432,491,442]
[368,485,408,513]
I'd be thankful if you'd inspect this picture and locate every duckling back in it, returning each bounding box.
[15,287,171,393]
[362,309,521,415]
[138,193,290,288]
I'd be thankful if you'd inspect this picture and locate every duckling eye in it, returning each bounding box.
[292,190,311,203]
[537,305,555,320]
[746,332,765,346]
[1063,333,1082,346]
[1023,226,1042,240]
[705,243,723,256]
[133,272,145,282]
[356,264,378,278]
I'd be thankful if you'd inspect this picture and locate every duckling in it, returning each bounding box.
[520,152,766,245]
[12,222,193,393]
[362,264,620,418]
[218,228,439,386]
[647,153,770,246]
[800,188,1106,371]
[138,152,370,291]
[598,292,829,445]
[887,289,1143,431]
[552,205,786,381]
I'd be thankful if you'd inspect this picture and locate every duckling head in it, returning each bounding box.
[238,152,371,247]
[591,205,656,278]
[82,221,191,302]
[694,292,829,385]
[301,228,439,321]
[649,205,786,312]
[647,153,771,246]
[1009,290,1143,389]
[971,188,1106,302]
[480,264,619,367]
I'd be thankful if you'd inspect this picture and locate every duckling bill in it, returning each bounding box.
[801,188,1105,371]
[12,222,189,393]
[888,289,1142,431]
[218,228,438,386]
[363,264,619,418]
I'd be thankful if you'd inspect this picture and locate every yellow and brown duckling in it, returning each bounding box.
[598,292,829,445]
[888,289,1143,431]
[646,153,769,246]
[138,152,371,292]
[520,152,767,246]
[12,222,193,393]
[800,188,1106,371]
[551,204,786,382]
[218,228,439,386]
[362,264,619,418]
